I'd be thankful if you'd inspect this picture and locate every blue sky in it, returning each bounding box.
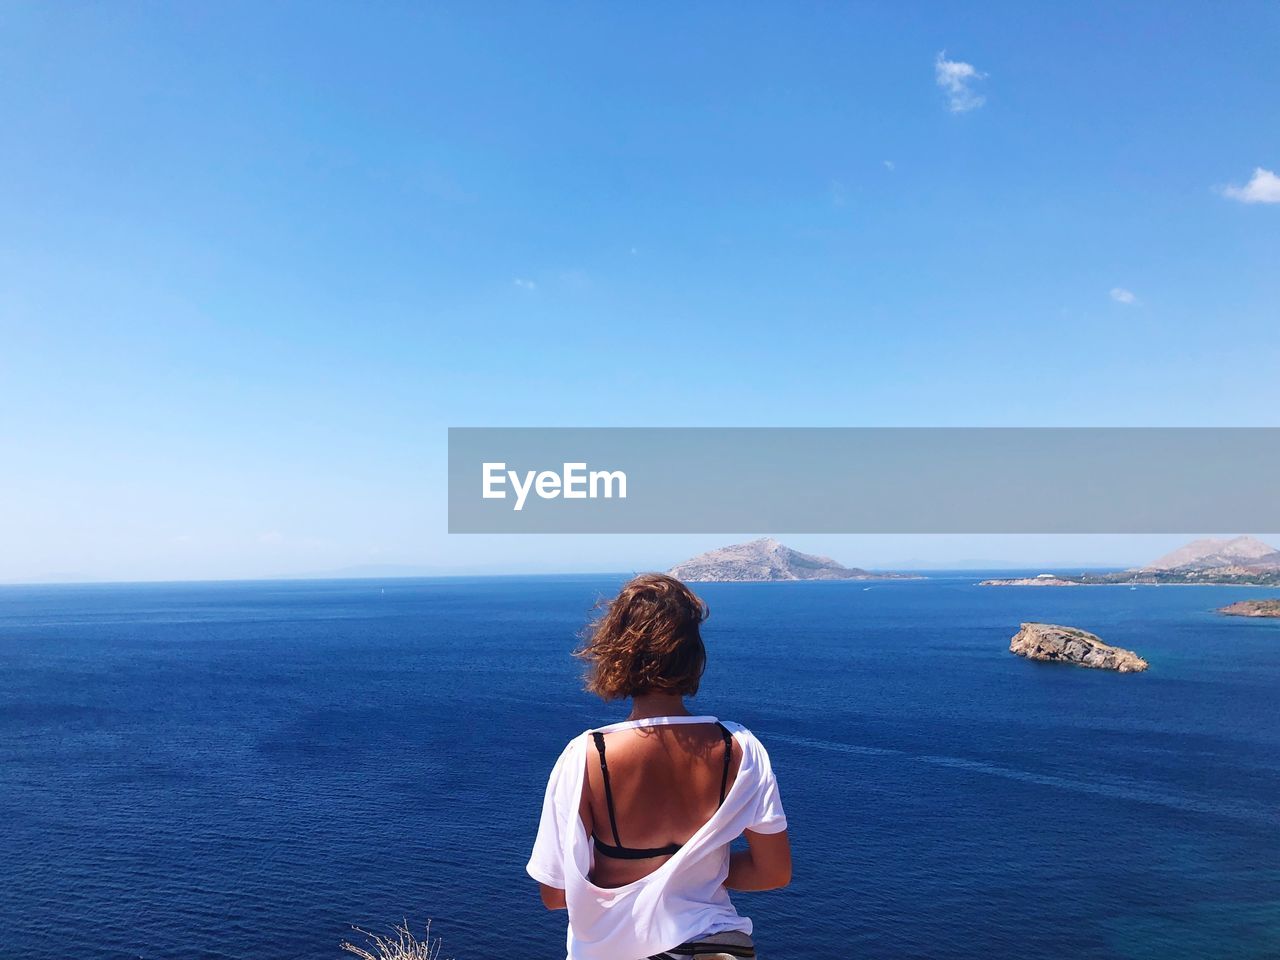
[2,3,1277,581]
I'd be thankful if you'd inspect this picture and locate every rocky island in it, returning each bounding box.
[982,536,1280,588]
[668,537,920,583]
[979,574,1082,587]
[1218,600,1280,618]
[1009,622,1149,672]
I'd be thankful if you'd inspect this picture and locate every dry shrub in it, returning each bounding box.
[340,920,449,960]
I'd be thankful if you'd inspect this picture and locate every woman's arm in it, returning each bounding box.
[535,771,593,910]
[539,883,567,910]
[725,829,792,891]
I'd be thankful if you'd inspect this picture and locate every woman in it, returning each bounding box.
[527,574,792,960]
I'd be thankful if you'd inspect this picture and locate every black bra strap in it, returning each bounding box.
[591,732,623,848]
[716,722,732,806]
[594,835,682,860]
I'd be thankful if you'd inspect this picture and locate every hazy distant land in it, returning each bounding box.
[981,536,1280,587]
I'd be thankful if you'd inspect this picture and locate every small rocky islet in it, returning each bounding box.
[1218,599,1280,618]
[979,574,1081,587]
[1009,622,1149,673]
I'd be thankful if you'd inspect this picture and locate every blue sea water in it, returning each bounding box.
[1,575,1278,960]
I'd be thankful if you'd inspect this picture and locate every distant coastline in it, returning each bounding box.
[981,577,1280,588]
[9,534,1280,588]
[981,536,1280,588]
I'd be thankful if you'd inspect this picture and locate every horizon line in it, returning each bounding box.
[0,564,1135,588]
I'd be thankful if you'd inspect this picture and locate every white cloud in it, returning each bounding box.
[1222,167,1280,204]
[883,160,895,171]
[513,277,537,291]
[1110,287,1137,305]
[935,52,986,113]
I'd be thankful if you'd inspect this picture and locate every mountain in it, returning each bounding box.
[1142,536,1280,572]
[668,538,916,582]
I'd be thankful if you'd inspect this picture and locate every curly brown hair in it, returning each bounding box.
[575,573,709,701]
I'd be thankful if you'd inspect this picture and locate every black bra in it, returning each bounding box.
[590,721,733,860]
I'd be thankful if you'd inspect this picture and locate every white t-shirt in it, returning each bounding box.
[526,715,788,960]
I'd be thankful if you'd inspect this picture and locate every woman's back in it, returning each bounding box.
[582,717,743,888]
[529,715,789,960]
[526,574,790,960]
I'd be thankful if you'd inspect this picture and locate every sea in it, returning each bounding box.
[1,575,1278,960]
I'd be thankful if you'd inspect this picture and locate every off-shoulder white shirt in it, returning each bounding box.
[526,716,788,960]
